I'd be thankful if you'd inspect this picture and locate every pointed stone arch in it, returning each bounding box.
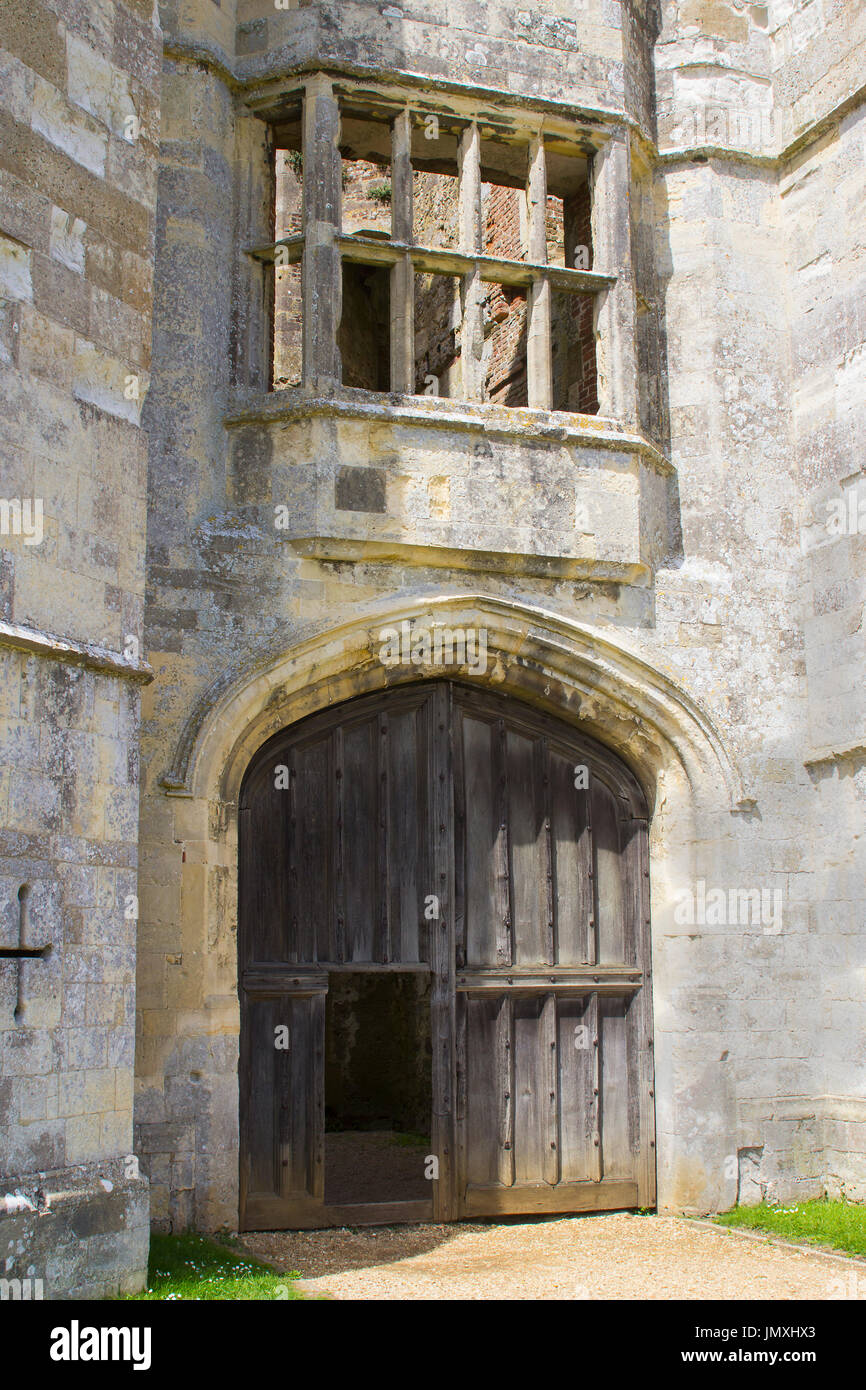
[164,592,745,816]
[150,594,747,1229]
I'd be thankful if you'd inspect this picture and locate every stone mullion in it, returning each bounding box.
[390,109,415,394]
[301,74,342,389]
[526,133,553,410]
[458,122,484,402]
[591,128,640,429]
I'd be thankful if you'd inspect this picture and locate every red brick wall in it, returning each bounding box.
[413,172,460,393]
[484,184,527,405]
[551,182,598,414]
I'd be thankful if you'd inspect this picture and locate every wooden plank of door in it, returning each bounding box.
[454,990,468,1203]
[387,702,426,963]
[243,1197,434,1230]
[464,993,505,1190]
[599,993,631,1181]
[620,810,642,970]
[541,741,555,967]
[510,992,558,1188]
[463,1179,639,1217]
[310,989,325,1201]
[319,1199,434,1227]
[542,991,559,1185]
[282,994,314,1199]
[461,712,509,967]
[589,990,602,1180]
[343,717,379,962]
[495,718,512,966]
[499,993,515,1188]
[279,994,303,1200]
[453,695,467,970]
[556,992,595,1183]
[241,969,328,994]
[513,993,547,1187]
[455,967,642,991]
[239,991,276,1224]
[634,818,657,1207]
[430,682,456,1220]
[593,778,626,964]
[287,746,300,964]
[549,748,593,965]
[506,728,548,967]
[332,725,345,963]
[239,779,290,969]
[295,736,329,964]
[377,712,391,963]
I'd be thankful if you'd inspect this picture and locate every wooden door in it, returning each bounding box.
[238,681,654,1230]
[452,686,654,1217]
[238,684,451,1229]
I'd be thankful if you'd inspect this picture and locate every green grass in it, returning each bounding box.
[123,1233,307,1301]
[715,1198,866,1258]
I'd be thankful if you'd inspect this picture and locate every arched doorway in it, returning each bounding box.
[238,681,655,1229]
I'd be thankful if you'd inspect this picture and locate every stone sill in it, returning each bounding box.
[224,384,673,476]
[288,536,648,582]
[0,619,153,683]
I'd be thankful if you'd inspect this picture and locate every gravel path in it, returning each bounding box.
[241,1212,861,1300]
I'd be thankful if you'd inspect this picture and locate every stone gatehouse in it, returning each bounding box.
[0,0,864,1296]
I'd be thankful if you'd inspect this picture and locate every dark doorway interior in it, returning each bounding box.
[339,262,391,390]
[324,971,432,1205]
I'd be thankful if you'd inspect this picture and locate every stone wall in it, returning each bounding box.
[127,0,866,1233]
[0,0,159,1295]
[792,91,866,1197]
[645,0,866,1207]
[136,51,259,1233]
[2,1156,148,1300]
[0,0,854,1255]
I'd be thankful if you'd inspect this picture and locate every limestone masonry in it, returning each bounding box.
[0,0,864,1296]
